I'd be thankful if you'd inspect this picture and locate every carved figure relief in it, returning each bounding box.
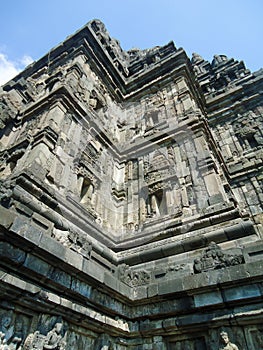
[233,110,263,151]
[117,264,151,287]
[23,322,66,350]
[68,230,93,259]
[26,76,46,101]
[0,98,16,130]
[0,313,29,350]
[0,314,14,345]
[194,242,244,273]
[219,331,239,350]
[93,333,114,350]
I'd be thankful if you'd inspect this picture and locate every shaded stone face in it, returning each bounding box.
[0,18,262,350]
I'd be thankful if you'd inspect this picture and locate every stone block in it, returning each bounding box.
[228,264,247,281]
[216,267,231,284]
[147,283,158,298]
[223,284,261,302]
[139,319,151,332]
[243,244,263,263]
[181,235,206,251]
[11,276,27,291]
[15,202,33,217]
[71,277,92,298]
[47,292,61,306]
[118,281,132,299]
[24,282,41,294]
[104,272,118,290]
[81,259,104,283]
[0,241,26,265]
[49,267,72,290]
[194,290,223,307]
[133,286,147,300]
[63,248,83,272]
[183,273,204,290]
[162,317,177,331]
[60,297,73,311]
[246,260,263,278]
[38,233,66,260]
[23,254,51,280]
[177,311,211,327]
[23,223,43,247]
[208,193,224,205]
[31,212,53,233]
[10,217,30,236]
[0,206,16,228]
[0,17,262,348]
[158,279,175,295]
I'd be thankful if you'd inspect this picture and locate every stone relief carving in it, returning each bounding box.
[82,141,102,169]
[0,312,30,350]
[74,72,93,104]
[68,230,93,258]
[0,314,15,348]
[219,331,239,350]
[212,54,229,67]
[153,263,187,281]
[117,264,151,287]
[244,326,263,349]
[0,19,263,350]
[0,97,16,130]
[52,228,93,259]
[93,333,114,350]
[0,146,26,180]
[193,242,244,273]
[23,322,66,350]
[88,89,106,111]
[91,19,129,75]
[111,180,126,201]
[127,43,174,74]
[233,110,263,150]
[26,76,46,101]
[193,53,251,96]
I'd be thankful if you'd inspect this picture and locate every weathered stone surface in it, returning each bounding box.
[0,18,262,349]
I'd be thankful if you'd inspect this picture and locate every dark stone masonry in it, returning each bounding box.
[0,19,263,349]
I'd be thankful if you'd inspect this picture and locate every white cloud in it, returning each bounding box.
[20,55,34,67]
[0,53,34,86]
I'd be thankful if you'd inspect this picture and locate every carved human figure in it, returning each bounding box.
[0,332,8,350]
[1,315,14,343]
[219,331,239,350]
[9,317,24,350]
[43,323,65,350]
[94,333,112,350]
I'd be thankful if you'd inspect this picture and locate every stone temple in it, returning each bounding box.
[0,19,263,349]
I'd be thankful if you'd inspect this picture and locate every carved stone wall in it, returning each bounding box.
[0,19,262,349]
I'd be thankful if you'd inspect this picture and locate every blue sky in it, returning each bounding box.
[0,0,262,85]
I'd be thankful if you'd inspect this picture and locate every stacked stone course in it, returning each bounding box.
[0,19,262,349]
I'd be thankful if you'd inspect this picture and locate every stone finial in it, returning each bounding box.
[191,52,204,64]
[212,54,229,67]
